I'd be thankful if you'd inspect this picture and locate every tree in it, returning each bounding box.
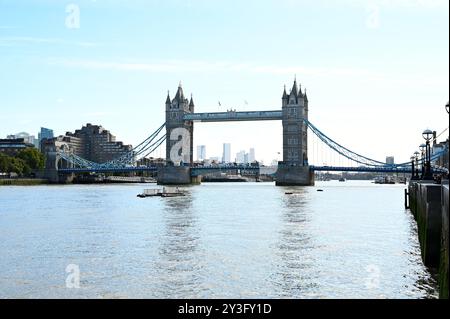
[17,148,45,170]
[8,157,30,176]
[0,153,9,173]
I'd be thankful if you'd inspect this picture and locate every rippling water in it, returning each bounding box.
[0,181,438,299]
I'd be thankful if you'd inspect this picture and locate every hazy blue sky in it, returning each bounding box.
[0,0,448,164]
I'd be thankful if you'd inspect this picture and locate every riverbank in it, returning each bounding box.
[0,175,159,185]
[0,178,49,186]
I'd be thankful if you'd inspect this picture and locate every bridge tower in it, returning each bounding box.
[276,79,314,186]
[158,83,197,185]
[164,83,195,164]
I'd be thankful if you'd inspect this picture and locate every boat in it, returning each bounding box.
[202,174,248,183]
[374,176,396,185]
[137,187,186,198]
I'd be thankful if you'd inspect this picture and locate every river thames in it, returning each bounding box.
[0,181,438,299]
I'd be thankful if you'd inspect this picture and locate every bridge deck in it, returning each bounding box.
[57,165,432,175]
[184,110,282,122]
[58,167,159,174]
[310,166,413,173]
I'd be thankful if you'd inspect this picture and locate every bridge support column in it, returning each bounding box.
[277,80,313,187]
[157,166,197,185]
[42,169,75,184]
[276,165,315,186]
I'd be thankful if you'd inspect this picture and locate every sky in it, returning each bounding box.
[0,0,448,165]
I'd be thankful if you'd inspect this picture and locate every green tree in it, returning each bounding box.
[7,157,30,176]
[0,153,9,173]
[17,148,45,170]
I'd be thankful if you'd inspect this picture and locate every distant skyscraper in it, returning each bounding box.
[38,127,54,146]
[222,143,231,163]
[248,148,256,163]
[197,145,206,161]
[386,156,395,165]
[236,150,246,164]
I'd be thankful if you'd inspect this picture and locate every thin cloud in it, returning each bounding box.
[47,57,448,90]
[48,58,376,78]
[0,36,100,47]
[303,0,450,8]
[347,0,448,9]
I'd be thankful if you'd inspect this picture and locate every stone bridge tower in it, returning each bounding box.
[165,83,195,165]
[158,83,197,185]
[276,79,314,186]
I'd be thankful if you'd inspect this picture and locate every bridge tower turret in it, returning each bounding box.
[276,79,314,186]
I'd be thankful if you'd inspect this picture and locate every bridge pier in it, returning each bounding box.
[42,168,75,184]
[275,165,315,186]
[157,166,200,185]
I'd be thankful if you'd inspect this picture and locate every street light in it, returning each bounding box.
[419,144,426,178]
[419,144,426,152]
[411,155,418,180]
[413,151,420,179]
[422,129,434,180]
[422,129,433,142]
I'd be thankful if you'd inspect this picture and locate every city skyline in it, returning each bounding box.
[0,0,448,165]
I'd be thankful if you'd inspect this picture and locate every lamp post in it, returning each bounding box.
[419,144,426,179]
[411,154,419,180]
[422,129,434,180]
[414,151,420,179]
[410,155,417,180]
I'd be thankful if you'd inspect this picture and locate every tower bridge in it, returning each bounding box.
[161,80,312,185]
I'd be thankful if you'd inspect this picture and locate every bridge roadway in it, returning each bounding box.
[58,165,421,175]
[309,166,413,173]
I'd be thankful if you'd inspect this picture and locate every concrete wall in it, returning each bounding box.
[410,182,443,268]
[417,183,442,267]
[409,180,449,299]
[440,184,449,299]
[275,165,314,186]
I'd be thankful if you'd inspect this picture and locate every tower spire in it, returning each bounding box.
[166,91,171,104]
[175,82,185,102]
[282,85,288,99]
[290,78,298,99]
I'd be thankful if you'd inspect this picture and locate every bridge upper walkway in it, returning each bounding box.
[184,110,282,122]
